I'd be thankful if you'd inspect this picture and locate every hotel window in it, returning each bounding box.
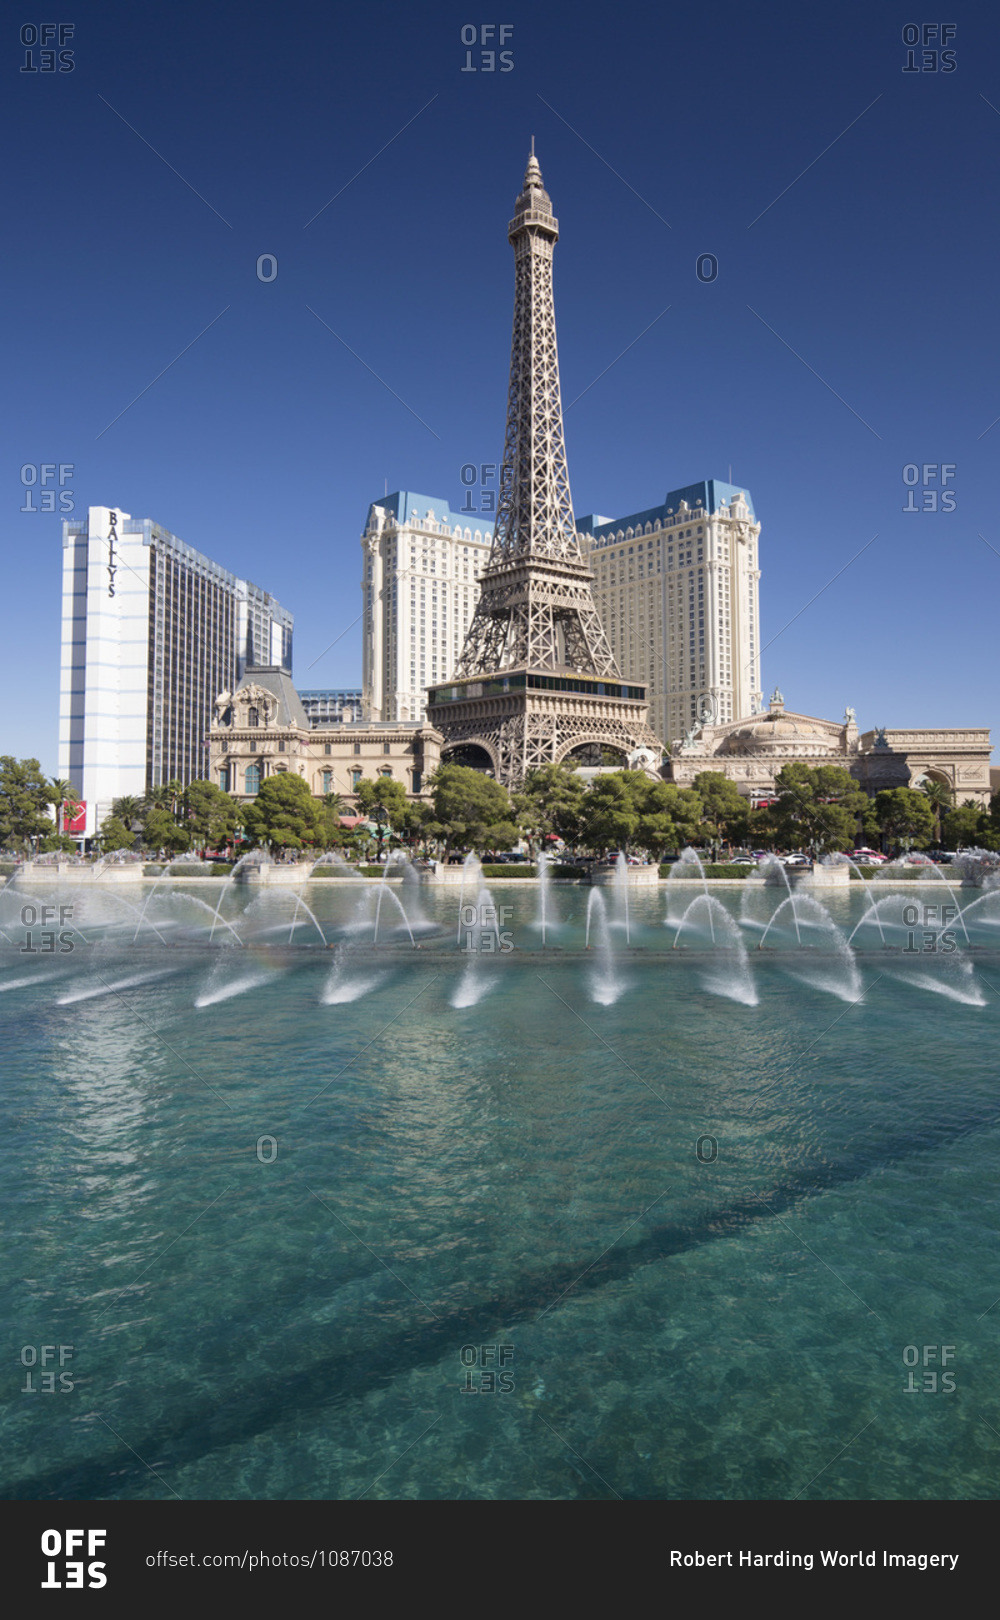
[354,742,361,755]
[219,768,229,793]
[321,770,333,793]
[324,743,332,755]
[350,768,362,789]
[244,764,260,795]
[248,706,259,727]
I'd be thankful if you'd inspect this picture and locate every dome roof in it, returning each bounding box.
[721,712,839,753]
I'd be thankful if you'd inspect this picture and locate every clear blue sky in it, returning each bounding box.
[4,0,998,772]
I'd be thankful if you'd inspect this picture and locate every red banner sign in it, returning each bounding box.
[63,801,86,833]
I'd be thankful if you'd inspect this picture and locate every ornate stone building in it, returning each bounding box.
[207,666,442,806]
[667,689,992,807]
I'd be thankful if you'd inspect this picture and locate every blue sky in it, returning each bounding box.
[4,0,999,772]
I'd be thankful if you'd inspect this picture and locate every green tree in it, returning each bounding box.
[940,802,987,851]
[148,779,184,821]
[874,787,936,851]
[97,814,137,852]
[111,795,146,831]
[318,792,348,851]
[920,779,953,844]
[636,780,704,858]
[514,763,587,852]
[242,772,325,852]
[182,780,241,848]
[692,772,748,857]
[142,809,191,854]
[49,778,80,836]
[356,777,412,858]
[771,764,870,854]
[0,756,57,850]
[430,765,517,854]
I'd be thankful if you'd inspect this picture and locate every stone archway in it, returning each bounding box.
[558,739,629,769]
[441,740,498,774]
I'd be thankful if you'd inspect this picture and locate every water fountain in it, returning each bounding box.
[452,884,502,1008]
[534,851,558,946]
[456,851,482,944]
[308,849,357,879]
[758,893,861,1001]
[585,888,625,1005]
[612,852,631,944]
[670,894,758,1006]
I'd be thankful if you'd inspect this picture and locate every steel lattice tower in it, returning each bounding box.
[427,147,662,788]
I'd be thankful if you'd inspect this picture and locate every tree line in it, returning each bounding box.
[3,754,996,861]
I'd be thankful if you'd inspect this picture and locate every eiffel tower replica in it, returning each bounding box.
[427,145,661,789]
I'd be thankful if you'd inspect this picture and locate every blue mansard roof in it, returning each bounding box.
[577,479,755,541]
[366,491,494,537]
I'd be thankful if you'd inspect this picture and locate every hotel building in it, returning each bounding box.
[577,480,762,748]
[361,492,492,722]
[59,505,292,836]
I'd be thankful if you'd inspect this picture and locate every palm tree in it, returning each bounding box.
[920,779,952,844]
[111,795,145,831]
[149,780,183,821]
[49,778,79,834]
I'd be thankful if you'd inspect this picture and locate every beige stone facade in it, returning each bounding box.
[206,666,442,807]
[666,691,993,807]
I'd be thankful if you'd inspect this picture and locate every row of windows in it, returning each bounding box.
[221,764,420,795]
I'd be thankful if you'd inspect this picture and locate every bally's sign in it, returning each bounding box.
[107,509,118,597]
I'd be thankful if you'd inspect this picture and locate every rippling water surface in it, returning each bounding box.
[1,878,998,1499]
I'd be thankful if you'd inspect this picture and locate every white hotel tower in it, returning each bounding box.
[361,492,492,721]
[577,480,763,748]
[59,506,292,836]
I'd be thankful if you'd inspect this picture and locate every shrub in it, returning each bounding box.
[480,863,537,878]
[660,862,752,879]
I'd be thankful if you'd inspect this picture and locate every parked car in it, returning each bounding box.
[849,848,886,865]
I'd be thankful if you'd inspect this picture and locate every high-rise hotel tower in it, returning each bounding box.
[59,506,292,835]
[578,482,762,748]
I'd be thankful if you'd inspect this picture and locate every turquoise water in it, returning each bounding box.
[2,877,999,1499]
